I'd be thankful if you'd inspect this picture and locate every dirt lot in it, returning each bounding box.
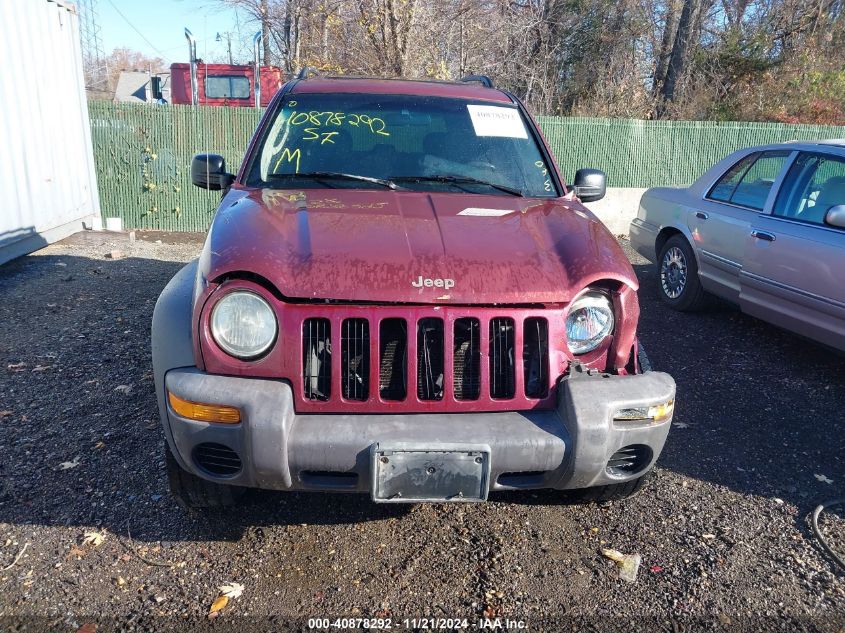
[0,229,842,632]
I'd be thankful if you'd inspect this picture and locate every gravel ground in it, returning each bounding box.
[0,229,842,632]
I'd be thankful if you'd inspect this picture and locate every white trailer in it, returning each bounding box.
[0,0,100,265]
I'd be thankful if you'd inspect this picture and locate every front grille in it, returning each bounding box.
[417,318,444,400]
[303,318,332,400]
[453,318,480,400]
[301,313,551,407]
[379,318,407,400]
[193,443,242,476]
[342,318,369,401]
[523,318,549,398]
[489,317,515,399]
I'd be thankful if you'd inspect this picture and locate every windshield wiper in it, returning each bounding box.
[267,172,403,190]
[390,174,524,197]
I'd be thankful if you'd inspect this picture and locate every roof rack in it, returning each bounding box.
[297,67,320,80]
[460,74,494,88]
[293,70,497,88]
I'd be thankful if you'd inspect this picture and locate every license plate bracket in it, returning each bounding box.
[371,444,490,503]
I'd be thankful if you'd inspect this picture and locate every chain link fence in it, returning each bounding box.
[88,101,844,231]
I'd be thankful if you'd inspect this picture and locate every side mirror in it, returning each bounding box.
[191,153,235,190]
[824,205,845,229]
[572,168,606,203]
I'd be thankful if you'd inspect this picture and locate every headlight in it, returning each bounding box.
[210,290,277,359]
[565,290,615,354]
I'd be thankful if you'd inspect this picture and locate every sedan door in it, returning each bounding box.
[690,150,793,302]
[740,151,845,351]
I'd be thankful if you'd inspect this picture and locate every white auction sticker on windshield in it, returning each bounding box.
[467,105,528,139]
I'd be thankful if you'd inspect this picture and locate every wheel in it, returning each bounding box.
[165,444,244,509]
[564,472,651,504]
[657,234,708,311]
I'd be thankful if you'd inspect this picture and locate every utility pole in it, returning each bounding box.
[261,0,271,65]
[216,31,233,64]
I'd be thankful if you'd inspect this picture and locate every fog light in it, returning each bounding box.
[168,392,241,424]
[614,400,674,423]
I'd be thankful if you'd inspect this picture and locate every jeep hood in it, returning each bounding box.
[200,188,637,305]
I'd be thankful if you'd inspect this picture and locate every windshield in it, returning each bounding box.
[247,93,558,197]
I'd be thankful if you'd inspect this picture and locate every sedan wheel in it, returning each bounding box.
[656,234,708,311]
[660,246,687,299]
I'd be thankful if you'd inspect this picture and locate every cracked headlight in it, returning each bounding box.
[210,290,277,359]
[565,290,614,354]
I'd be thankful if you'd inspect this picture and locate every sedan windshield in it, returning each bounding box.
[248,92,557,197]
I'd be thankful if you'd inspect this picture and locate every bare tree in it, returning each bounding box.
[205,0,845,122]
[658,0,713,111]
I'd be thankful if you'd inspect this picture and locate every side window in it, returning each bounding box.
[773,153,845,226]
[707,151,790,210]
[730,151,791,210]
[708,153,758,202]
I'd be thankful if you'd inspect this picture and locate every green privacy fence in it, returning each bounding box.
[89,101,844,231]
[89,102,262,232]
[536,116,844,188]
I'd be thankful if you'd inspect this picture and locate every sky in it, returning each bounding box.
[97,0,258,65]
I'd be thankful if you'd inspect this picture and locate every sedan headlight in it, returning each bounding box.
[210,290,277,359]
[565,290,615,354]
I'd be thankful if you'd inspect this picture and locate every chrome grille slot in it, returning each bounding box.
[489,317,515,399]
[303,318,331,400]
[523,317,549,398]
[453,317,480,400]
[341,318,369,401]
[417,317,444,400]
[379,318,407,400]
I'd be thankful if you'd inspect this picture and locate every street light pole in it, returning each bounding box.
[216,31,234,65]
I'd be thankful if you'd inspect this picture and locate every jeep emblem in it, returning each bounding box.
[412,276,455,290]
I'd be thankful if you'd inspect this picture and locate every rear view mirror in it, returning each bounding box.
[573,168,606,202]
[824,204,845,229]
[191,153,235,190]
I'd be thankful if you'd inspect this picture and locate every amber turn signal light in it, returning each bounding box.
[168,392,241,424]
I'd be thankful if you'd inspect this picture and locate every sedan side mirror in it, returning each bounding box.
[572,168,606,202]
[824,204,845,229]
[191,153,235,190]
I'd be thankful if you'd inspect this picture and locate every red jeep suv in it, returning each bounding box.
[152,73,675,507]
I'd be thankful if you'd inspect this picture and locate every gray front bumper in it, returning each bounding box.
[161,367,675,496]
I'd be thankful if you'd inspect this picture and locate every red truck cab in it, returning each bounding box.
[171,29,283,107]
[170,63,283,107]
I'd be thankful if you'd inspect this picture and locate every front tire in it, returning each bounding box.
[166,445,244,509]
[657,234,707,311]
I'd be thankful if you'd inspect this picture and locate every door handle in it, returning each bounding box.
[695,211,709,220]
[751,230,776,242]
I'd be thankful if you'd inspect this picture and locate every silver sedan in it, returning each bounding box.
[630,140,845,351]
